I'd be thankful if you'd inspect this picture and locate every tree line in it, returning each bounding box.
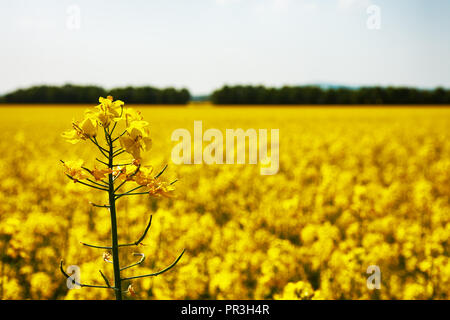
[1,84,450,105]
[211,85,450,105]
[0,84,191,104]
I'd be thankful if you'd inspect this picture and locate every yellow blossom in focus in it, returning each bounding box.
[119,121,152,159]
[86,96,124,128]
[133,166,154,186]
[124,107,144,126]
[61,117,97,144]
[113,164,141,181]
[147,180,175,198]
[131,166,175,198]
[90,167,112,181]
[62,160,88,182]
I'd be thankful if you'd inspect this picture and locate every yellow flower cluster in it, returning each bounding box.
[60,96,172,199]
[115,165,176,198]
[0,106,449,300]
[62,96,151,159]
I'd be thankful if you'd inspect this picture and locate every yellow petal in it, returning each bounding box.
[80,117,97,137]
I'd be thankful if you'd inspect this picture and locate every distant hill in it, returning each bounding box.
[191,95,211,102]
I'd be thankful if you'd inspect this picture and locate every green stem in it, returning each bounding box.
[107,130,123,300]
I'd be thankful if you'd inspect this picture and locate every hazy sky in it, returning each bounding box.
[1,0,449,95]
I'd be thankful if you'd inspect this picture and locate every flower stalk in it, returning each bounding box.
[107,129,123,300]
[59,96,184,300]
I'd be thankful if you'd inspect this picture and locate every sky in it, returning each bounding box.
[1,0,449,95]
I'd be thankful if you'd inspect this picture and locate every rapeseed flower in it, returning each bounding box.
[119,121,152,160]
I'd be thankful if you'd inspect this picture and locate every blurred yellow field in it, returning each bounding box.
[0,105,449,300]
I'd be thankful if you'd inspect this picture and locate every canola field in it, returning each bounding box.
[0,105,449,300]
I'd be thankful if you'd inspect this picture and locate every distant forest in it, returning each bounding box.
[1,84,450,105]
[0,84,191,104]
[211,85,450,105]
